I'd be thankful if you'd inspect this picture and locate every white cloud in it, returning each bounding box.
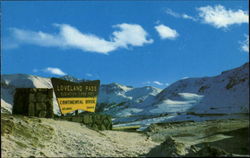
[143,81,167,86]
[197,5,249,28]
[240,35,249,53]
[112,23,153,48]
[165,8,197,21]
[155,24,179,40]
[153,81,164,86]
[182,76,189,79]
[43,67,67,76]
[58,24,115,53]
[85,73,93,77]
[166,8,180,18]
[182,14,197,21]
[7,23,153,54]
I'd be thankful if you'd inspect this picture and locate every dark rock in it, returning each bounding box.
[36,93,47,102]
[100,124,106,130]
[13,88,53,118]
[36,103,47,111]
[30,88,37,93]
[187,144,232,157]
[38,110,47,117]
[47,90,53,99]
[146,136,186,157]
[198,85,209,93]
[28,94,36,102]
[83,115,92,124]
[91,124,99,131]
[72,117,83,123]
[103,119,110,126]
[94,117,102,125]
[28,103,35,116]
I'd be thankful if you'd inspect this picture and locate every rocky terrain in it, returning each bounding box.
[1,114,249,157]
[1,114,158,157]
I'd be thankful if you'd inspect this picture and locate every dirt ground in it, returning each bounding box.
[1,114,249,157]
[1,114,158,157]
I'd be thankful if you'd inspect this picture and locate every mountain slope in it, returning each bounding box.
[106,63,249,126]
[97,83,161,112]
[145,62,249,115]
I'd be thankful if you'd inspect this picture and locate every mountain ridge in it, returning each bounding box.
[1,62,248,126]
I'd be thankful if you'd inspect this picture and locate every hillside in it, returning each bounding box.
[152,62,249,114]
[110,62,249,126]
[97,83,161,113]
[1,114,158,157]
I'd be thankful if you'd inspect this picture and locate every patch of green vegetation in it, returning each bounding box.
[2,114,55,149]
[1,119,14,136]
[15,140,28,148]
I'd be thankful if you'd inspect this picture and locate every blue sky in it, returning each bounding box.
[2,1,249,88]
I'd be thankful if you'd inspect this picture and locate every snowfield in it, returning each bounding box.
[135,63,248,115]
[110,62,249,126]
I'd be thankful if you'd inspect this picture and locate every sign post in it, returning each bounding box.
[51,78,100,115]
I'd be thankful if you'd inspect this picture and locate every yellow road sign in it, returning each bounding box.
[51,78,100,114]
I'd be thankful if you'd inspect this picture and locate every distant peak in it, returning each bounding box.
[59,75,85,83]
[110,82,121,86]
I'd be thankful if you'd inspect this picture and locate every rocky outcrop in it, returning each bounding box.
[145,136,187,157]
[59,113,113,131]
[13,88,54,118]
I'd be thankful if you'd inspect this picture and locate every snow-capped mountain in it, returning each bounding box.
[2,74,52,88]
[110,63,249,121]
[111,63,249,128]
[1,62,248,126]
[97,83,161,112]
[146,62,249,115]
[59,75,87,83]
[1,74,161,115]
[58,76,161,111]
